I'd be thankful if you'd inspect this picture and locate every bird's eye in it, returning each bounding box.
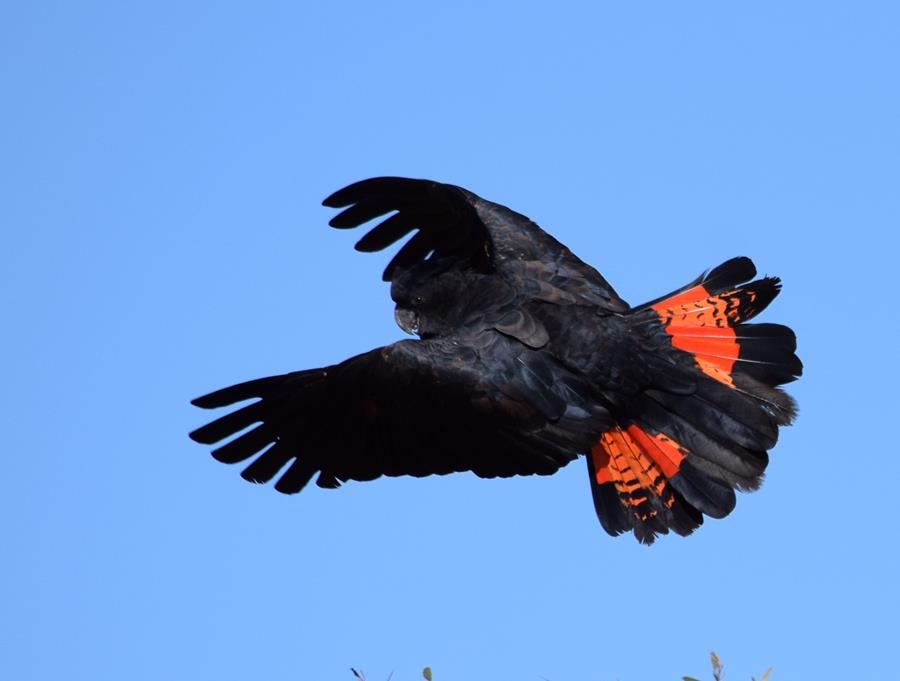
[413,296,425,306]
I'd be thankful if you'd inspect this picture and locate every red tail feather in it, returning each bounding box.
[650,274,781,388]
[588,258,801,543]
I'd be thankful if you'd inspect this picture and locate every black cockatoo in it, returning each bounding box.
[190,177,801,544]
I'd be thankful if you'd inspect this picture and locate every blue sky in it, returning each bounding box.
[2,2,897,680]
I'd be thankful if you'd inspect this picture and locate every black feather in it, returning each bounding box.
[354,211,417,252]
[702,256,757,292]
[669,462,737,519]
[210,424,276,464]
[240,442,296,485]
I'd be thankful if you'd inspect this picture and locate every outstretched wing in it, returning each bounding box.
[190,335,611,493]
[323,177,628,313]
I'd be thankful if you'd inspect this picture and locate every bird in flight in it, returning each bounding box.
[190,177,802,544]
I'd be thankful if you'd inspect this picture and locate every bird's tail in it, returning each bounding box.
[588,257,802,543]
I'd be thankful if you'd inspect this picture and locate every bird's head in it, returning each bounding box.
[390,259,495,339]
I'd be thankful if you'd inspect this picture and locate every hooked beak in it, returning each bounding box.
[394,307,419,335]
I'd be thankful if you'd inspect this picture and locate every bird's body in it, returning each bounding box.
[191,177,802,543]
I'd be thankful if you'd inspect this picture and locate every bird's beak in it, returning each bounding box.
[394,307,419,336]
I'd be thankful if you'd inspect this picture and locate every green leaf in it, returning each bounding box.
[422,666,433,681]
[710,651,723,681]
[682,677,702,681]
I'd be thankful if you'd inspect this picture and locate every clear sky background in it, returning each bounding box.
[2,3,898,680]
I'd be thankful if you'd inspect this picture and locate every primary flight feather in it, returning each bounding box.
[190,177,802,544]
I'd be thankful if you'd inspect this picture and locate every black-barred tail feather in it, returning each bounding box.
[589,257,802,543]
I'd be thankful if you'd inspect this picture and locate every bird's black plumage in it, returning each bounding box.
[191,177,802,544]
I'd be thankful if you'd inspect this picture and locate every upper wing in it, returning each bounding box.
[189,335,611,493]
[323,177,629,313]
